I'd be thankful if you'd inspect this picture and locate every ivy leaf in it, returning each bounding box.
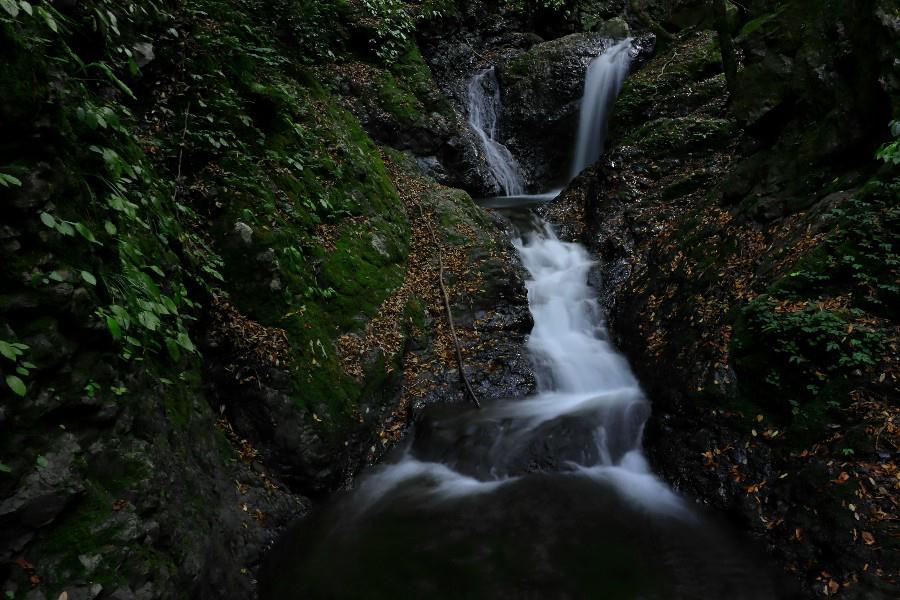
[80,271,97,286]
[74,222,100,244]
[56,221,75,236]
[0,173,22,187]
[19,1,32,17]
[0,0,19,18]
[40,212,57,228]
[176,332,196,353]
[106,316,123,340]
[90,62,136,100]
[104,220,117,235]
[6,375,26,397]
[137,310,160,331]
[36,6,57,32]
[0,340,19,361]
[0,461,11,473]
[36,455,49,468]
[165,338,181,362]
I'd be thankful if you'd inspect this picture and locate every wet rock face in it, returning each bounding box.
[497,31,657,187]
[405,208,538,412]
[418,26,542,196]
[496,32,612,185]
[0,354,305,600]
[202,356,406,497]
[417,7,656,195]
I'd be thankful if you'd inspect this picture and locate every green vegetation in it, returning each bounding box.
[0,0,446,592]
[876,120,900,164]
[729,177,898,435]
[0,338,31,396]
[610,32,724,140]
[773,181,900,316]
[1,0,216,368]
[0,0,428,426]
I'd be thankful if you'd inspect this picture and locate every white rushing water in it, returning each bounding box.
[350,38,684,518]
[570,38,633,180]
[510,221,686,515]
[467,68,526,196]
[350,220,685,517]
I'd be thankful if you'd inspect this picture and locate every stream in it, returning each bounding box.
[260,40,784,600]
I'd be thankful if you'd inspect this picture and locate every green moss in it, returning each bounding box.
[622,116,735,156]
[502,53,536,82]
[322,225,406,327]
[376,72,427,127]
[390,46,453,117]
[200,62,411,426]
[30,481,124,592]
[611,33,725,138]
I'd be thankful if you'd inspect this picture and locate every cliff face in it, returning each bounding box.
[550,1,899,596]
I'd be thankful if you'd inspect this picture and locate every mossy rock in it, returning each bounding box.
[610,32,724,137]
[211,73,410,423]
[621,116,735,156]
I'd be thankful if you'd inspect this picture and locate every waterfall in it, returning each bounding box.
[262,38,782,600]
[332,218,681,515]
[467,68,526,196]
[570,38,633,180]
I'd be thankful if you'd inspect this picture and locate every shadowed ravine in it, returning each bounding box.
[260,41,785,600]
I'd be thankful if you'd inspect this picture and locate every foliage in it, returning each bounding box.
[733,179,897,421]
[1,1,219,364]
[739,297,886,386]
[505,0,568,12]
[272,0,344,62]
[875,120,900,164]
[361,0,416,62]
[774,181,900,317]
[0,171,22,187]
[0,338,32,396]
[161,0,411,420]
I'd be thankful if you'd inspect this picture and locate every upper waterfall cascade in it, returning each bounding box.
[570,38,633,180]
[467,67,526,196]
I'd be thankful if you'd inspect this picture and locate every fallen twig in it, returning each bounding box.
[417,203,481,409]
